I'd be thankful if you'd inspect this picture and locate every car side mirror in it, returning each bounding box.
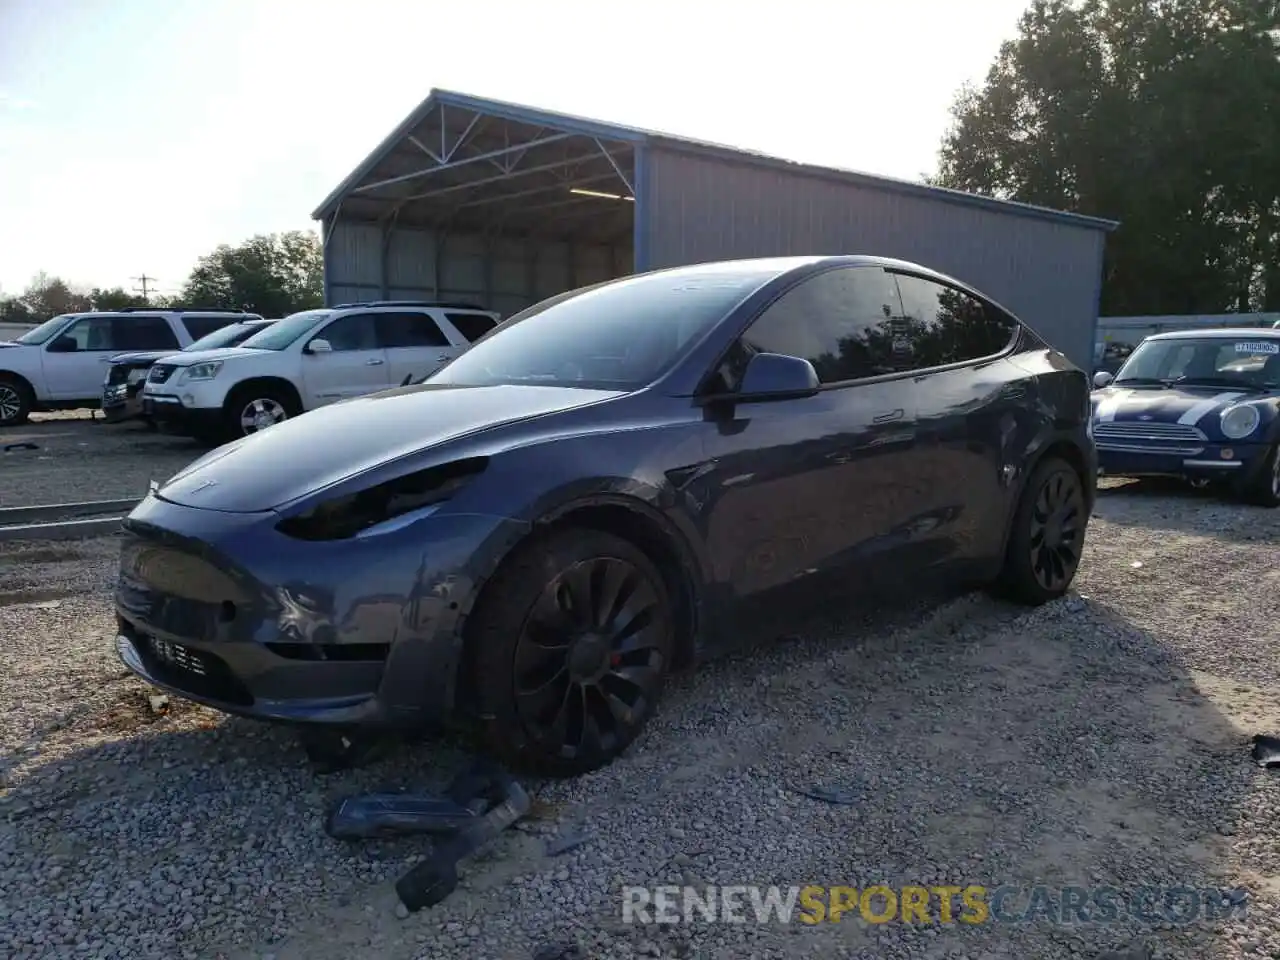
[46,335,77,353]
[737,352,821,400]
[1093,371,1114,389]
[306,338,332,354]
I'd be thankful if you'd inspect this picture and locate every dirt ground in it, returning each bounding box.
[1,417,1279,959]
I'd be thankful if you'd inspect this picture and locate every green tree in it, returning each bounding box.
[935,0,1280,316]
[19,272,92,320]
[181,230,323,317]
[88,287,149,311]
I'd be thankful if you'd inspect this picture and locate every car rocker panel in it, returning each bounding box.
[1092,385,1279,481]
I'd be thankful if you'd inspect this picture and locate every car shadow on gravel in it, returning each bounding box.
[1095,479,1280,538]
[1,590,1276,960]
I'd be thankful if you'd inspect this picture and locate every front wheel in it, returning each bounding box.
[223,385,299,441]
[993,457,1087,605]
[0,375,33,427]
[465,528,674,777]
[1241,442,1280,508]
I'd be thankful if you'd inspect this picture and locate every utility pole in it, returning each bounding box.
[131,274,156,301]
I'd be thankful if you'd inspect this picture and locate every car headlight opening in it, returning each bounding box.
[276,457,489,541]
[1220,404,1260,440]
[182,361,223,382]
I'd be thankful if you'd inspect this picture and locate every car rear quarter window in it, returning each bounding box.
[445,312,498,343]
[375,311,450,348]
[891,274,1019,369]
[734,266,905,385]
[181,315,237,340]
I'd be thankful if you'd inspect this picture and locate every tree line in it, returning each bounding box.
[6,0,1277,326]
[0,230,324,325]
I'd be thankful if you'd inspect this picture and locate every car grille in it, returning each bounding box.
[149,364,176,384]
[1093,421,1207,456]
[149,637,208,676]
[121,621,254,706]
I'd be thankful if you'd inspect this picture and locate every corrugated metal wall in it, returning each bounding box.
[643,147,1107,369]
[325,220,632,317]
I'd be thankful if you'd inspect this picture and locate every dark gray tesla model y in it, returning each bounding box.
[115,255,1097,775]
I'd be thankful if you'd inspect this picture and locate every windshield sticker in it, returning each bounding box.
[1235,341,1280,354]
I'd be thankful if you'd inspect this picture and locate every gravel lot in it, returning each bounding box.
[2,421,1280,959]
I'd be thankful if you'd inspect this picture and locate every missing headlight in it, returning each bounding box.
[276,457,488,541]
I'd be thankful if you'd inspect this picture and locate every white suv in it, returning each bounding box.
[140,300,501,442]
[0,308,261,427]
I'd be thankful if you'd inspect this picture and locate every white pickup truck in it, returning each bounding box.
[0,308,261,427]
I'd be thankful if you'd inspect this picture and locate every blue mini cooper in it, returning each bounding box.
[1091,328,1280,506]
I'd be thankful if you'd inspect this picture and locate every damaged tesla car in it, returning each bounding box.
[115,256,1096,775]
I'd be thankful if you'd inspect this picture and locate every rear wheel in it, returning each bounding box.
[993,457,1087,605]
[224,384,299,441]
[1241,442,1280,508]
[465,528,673,777]
[0,375,33,427]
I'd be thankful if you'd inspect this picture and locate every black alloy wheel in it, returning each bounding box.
[1027,467,1084,594]
[994,456,1087,605]
[466,528,674,777]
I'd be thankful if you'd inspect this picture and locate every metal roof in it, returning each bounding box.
[313,88,1120,235]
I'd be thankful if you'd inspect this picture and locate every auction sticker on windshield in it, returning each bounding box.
[1235,341,1280,354]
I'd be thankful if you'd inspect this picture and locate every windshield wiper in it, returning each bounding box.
[1112,376,1171,386]
[1170,375,1263,392]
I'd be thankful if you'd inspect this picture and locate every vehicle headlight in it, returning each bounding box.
[182,361,222,382]
[275,457,488,541]
[1220,404,1260,439]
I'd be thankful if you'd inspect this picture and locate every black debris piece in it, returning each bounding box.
[1251,734,1280,767]
[792,783,861,806]
[396,777,531,911]
[545,830,590,857]
[3,442,38,452]
[299,728,390,774]
[326,760,514,840]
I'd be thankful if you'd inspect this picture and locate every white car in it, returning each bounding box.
[0,308,261,427]
[140,300,501,442]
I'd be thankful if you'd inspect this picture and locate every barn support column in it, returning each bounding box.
[632,145,652,272]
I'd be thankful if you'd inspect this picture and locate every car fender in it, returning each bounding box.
[0,345,47,399]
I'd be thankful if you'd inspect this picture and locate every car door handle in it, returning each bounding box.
[872,409,905,423]
[365,358,384,366]
[436,354,450,362]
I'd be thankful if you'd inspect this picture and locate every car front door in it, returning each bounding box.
[43,314,180,400]
[299,312,390,407]
[688,265,925,639]
[375,311,456,385]
[890,271,1025,577]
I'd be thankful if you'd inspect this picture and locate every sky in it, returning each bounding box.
[0,0,1031,298]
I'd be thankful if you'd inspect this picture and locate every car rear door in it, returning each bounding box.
[692,265,925,624]
[299,311,390,407]
[376,310,456,385]
[886,271,1027,577]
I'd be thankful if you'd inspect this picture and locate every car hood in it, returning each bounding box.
[160,346,269,366]
[156,382,625,513]
[1091,384,1275,427]
[108,350,173,365]
[0,340,21,348]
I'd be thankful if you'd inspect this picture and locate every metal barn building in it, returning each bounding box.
[314,89,1118,369]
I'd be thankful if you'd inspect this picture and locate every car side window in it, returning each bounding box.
[445,312,498,343]
[315,313,379,351]
[54,316,116,351]
[122,315,181,351]
[891,273,1019,370]
[182,316,234,340]
[724,266,906,388]
[375,311,449,348]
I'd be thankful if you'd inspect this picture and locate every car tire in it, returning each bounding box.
[0,375,33,427]
[464,527,674,778]
[224,384,299,441]
[1241,442,1280,508]
[993,456,1088,605]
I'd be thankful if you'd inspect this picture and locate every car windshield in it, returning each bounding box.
[238,310,331,351]
[1116,336,1280,390]
[425,266,781,390]
[13,314,75,345]
[186,322,271,352]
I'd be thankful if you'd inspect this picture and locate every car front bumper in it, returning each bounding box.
[102,382,146,422]
[141,392,223,435]
[1097,440,1271,486]
[114,494,529,728]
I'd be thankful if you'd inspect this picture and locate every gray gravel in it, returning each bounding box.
[2,448,1279,958]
